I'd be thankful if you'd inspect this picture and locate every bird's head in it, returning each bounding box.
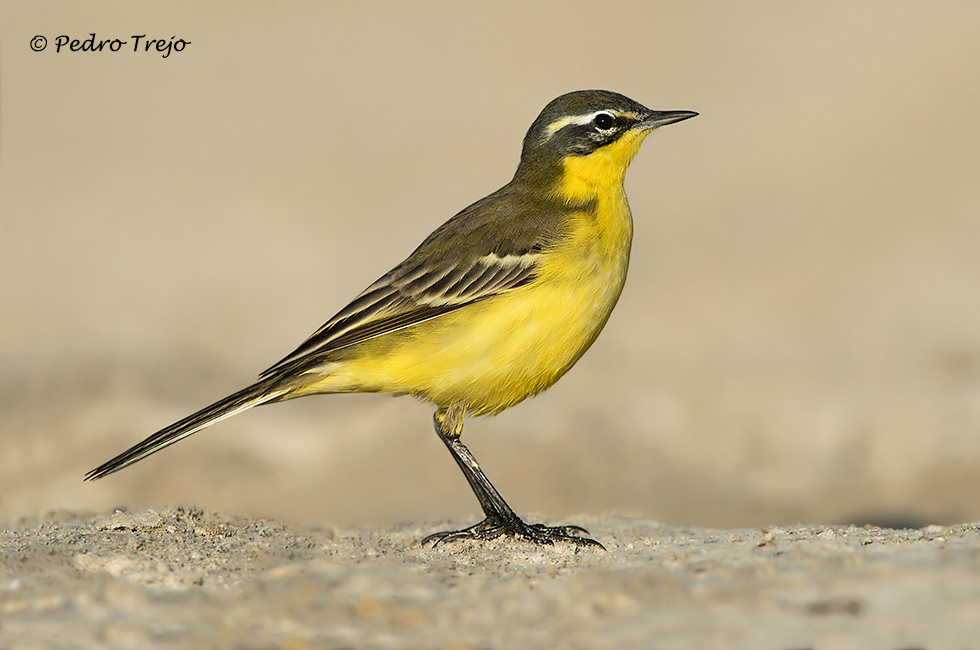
[515,90,697,200]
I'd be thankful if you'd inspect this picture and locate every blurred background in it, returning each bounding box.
[2,2,979,530]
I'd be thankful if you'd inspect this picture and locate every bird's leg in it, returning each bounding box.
[421,403,604,549]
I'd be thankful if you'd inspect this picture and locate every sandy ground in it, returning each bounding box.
[4,506,979,649]
[3,2,980,647]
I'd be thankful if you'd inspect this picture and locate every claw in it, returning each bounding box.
[423,515,605,550]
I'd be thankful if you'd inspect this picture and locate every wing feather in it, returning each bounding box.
[259,183,577,378]
[259,252,541,377]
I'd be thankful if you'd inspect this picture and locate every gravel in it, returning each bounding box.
[3,506,979,649]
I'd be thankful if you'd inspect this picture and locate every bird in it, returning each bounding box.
[86,90,697,548]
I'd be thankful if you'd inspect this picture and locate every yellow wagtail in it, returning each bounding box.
[86,90,697,548]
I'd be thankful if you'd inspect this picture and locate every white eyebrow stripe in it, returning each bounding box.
[542,109,642,140]
[543,110,607,136]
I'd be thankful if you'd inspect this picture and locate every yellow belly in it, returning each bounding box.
[293,195,633,416]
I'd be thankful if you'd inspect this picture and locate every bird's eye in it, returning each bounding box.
[593,112,615,130]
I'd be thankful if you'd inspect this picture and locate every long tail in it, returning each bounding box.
[85,378,289,481]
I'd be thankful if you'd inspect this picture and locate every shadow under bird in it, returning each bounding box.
[86,90,697,548]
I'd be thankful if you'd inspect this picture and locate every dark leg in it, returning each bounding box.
[421,404,604,549]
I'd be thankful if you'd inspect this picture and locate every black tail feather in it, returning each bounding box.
[85,379,287,481]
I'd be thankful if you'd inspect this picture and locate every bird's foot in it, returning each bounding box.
[422,514,605,549]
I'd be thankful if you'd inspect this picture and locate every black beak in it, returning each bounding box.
[641,110,699,130]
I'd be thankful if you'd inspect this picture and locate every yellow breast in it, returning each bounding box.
[295,135,644,415]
